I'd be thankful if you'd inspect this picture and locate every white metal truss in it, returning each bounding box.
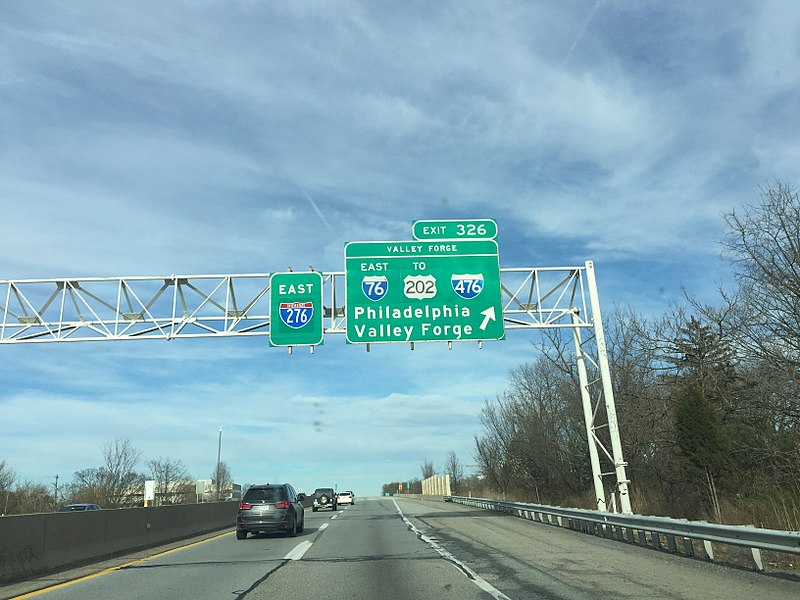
[1,267,594,343]
[0,261,631,513]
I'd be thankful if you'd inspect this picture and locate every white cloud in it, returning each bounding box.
[746,1,800,88]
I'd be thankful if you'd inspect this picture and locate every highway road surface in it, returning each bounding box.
[2,497,798,599]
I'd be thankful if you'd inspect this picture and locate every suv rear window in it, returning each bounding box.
[243,487,285,503]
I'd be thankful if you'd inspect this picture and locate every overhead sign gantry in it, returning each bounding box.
[0,218,633,514]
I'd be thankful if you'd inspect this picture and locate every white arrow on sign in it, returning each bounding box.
[479,306,496,331]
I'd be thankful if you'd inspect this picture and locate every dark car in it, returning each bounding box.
[312,487,337,512]
[236,483,305,539]
[57,503,101,512]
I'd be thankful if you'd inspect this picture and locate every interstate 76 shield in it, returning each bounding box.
[362,275,388,301]
[269,271,324,347]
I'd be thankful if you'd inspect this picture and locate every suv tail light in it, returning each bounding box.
[238,502,252,510]
[274,500,291,509]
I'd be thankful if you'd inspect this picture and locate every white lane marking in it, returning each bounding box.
[392,499,511,600]
[284,540,313,561]
[319,523,329,531]
[331,514,338,520]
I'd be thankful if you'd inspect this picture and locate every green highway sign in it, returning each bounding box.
[269,271,324,347]
[344,239,504,344]
[412,218,498,241]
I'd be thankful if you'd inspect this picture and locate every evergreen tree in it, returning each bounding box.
[673,384,730,521]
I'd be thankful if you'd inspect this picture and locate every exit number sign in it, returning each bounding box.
[412,219,498,241]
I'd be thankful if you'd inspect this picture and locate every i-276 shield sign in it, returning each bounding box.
[279,301,313,329]
[269,271,324,347]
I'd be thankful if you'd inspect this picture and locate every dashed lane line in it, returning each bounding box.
[283,541,313,561]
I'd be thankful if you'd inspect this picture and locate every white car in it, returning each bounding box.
[336,490,354,505]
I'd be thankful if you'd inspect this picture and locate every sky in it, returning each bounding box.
[2,1,799,498]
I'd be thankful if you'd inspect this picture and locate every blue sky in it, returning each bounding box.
[2,1,799,497]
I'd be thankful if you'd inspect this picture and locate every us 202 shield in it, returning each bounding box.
[404,274,437,299]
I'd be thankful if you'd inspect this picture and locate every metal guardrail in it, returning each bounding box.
[446,495,800,572]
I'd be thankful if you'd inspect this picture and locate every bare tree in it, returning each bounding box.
[444,451,464,495]
[0,460,16,493]
[70,438,143,507]
[474,397,517,498]
[420,460,435,480]
[102,438,143,506]
[1,460,17,515]
[723,181,800,368]
[211,461,232,499]
[6,481,52,515]
[68,468,106,506]
[148,457,192,505]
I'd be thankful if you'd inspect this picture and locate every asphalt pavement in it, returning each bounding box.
[2,497,798,600]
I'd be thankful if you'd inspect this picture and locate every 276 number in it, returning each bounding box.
[284,308,311,325]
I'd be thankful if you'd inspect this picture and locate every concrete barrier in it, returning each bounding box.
[0,502,237,583]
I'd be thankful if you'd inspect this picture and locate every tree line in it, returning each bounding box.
[0,438,233,514]
[382,452,482,497]
[474,182,800,529]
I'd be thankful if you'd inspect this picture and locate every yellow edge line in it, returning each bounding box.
[11,529,234,599]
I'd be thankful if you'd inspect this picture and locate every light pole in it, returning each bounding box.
[215,427,223,501]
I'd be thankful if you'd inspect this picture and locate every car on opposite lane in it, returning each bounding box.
[236,483,305,539]
[57,503,101,511]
